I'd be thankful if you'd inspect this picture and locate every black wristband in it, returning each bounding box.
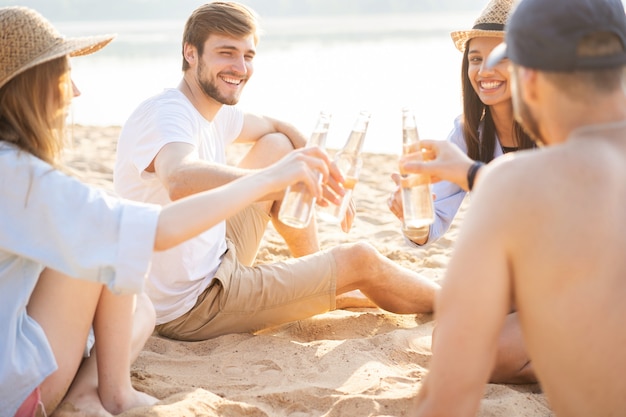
[467,161,485,191]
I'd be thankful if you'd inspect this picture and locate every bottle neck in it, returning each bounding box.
[308,113,332,148]
[342,112,370,154]
[342,129,366,155]
[402,109,420,152]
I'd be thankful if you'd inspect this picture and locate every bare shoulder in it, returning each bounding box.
[472,149,552,210]
[479,138,624,202]
[465,145,590,244]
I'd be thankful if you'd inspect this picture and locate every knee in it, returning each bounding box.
[242,133,294,169]
[259,132,294,155]
[135,293,156,335]
[333,240,381,270]
[490,355,536,384]
[490,314,537,384]
[346,240,378,259]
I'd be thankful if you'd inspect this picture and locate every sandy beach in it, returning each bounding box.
[64,125,552,417]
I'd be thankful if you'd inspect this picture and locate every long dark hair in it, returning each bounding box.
[460,46,535,163]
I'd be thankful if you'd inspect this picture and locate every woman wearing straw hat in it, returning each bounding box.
[390,0,535,246]
[388,0,537,384]
[0,6,335,417]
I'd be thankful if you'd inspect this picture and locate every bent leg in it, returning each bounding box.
[332,241,439,314]
[237,132,320,257]
[52,294,156,417]
[27,268,103,415]
[489,312,536,384]
[94,291,157,414]
[429,311,536,384]
[156,242,337,340]
[27,269,157,416]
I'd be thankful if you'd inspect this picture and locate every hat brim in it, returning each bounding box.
[69,34,115,57]
[486,42,508,69]
[450,29,504,52]
[0,34,115,89]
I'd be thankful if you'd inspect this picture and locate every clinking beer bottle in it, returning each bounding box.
[278,111,332,228]
[317,110,371,224]
[400,107,434,231]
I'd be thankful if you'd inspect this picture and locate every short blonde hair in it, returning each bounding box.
[181,1,259,71]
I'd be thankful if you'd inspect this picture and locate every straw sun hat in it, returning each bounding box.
[450,0,516,52]
[0,6,115,89]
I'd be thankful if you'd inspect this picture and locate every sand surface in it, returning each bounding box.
[64,125,551,417]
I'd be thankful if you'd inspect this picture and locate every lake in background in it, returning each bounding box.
[57,11,476,154]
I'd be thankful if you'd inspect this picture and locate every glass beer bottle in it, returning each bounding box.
[400,108,434,230]
[278,111,332,228]
[317,110,371,224]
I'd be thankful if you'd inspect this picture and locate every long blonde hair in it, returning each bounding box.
[0,56,71,167]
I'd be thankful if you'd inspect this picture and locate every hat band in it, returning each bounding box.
[472,23,505,31]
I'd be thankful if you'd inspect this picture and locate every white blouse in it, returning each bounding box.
[0,142,160,415]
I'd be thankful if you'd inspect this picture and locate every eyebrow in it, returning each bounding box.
[215,44,256,57]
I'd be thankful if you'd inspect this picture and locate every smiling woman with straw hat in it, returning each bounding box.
[0,6,114,166]
[387,0,537,385]
[0,7,160,417]
[0,6,338,417]
[0,7,113,89]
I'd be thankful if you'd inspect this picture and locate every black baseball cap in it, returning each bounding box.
[486,0,626,71]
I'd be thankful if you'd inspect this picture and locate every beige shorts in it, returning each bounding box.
[156,205,337,341]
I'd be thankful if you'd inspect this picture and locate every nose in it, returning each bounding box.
[231,55,248,76]
[71,80,81,97]
[478,61,494,77]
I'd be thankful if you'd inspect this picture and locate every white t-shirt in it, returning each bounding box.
[114,88,244,324]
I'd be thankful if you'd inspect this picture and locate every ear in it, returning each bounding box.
[183,43,197,66]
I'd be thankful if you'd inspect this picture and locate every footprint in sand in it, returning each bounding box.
[221,359,282,380]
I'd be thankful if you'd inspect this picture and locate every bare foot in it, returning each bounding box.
[51,399,112,417]
[52,387,157,417]
[336,289,378,309]
[100,387,158,415]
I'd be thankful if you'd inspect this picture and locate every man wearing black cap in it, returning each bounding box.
[408,0,626,415]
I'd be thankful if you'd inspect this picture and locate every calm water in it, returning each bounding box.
[57,12,475,154]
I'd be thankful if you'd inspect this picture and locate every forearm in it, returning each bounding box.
[400,139,484,191]
[166,161,253,201]
[154,172,272,250]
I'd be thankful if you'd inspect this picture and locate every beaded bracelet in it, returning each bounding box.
[467,161,485,191]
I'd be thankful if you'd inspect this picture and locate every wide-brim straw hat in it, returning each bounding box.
[450,0,516,52]
[0,6,115,89]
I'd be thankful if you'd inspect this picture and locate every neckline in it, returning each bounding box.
[501,145,518,154]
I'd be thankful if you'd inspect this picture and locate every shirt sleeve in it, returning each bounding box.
[131,96,199,174]
[0,148,160,294]
[214,105,244,146]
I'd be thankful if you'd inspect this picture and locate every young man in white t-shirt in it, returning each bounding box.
[114,2,439,341]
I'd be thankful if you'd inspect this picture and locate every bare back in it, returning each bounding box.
[506,121,626,416]
[409,124,626,417]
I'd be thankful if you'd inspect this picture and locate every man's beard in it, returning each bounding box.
[197,61,241,106]
[512,68,546,146]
